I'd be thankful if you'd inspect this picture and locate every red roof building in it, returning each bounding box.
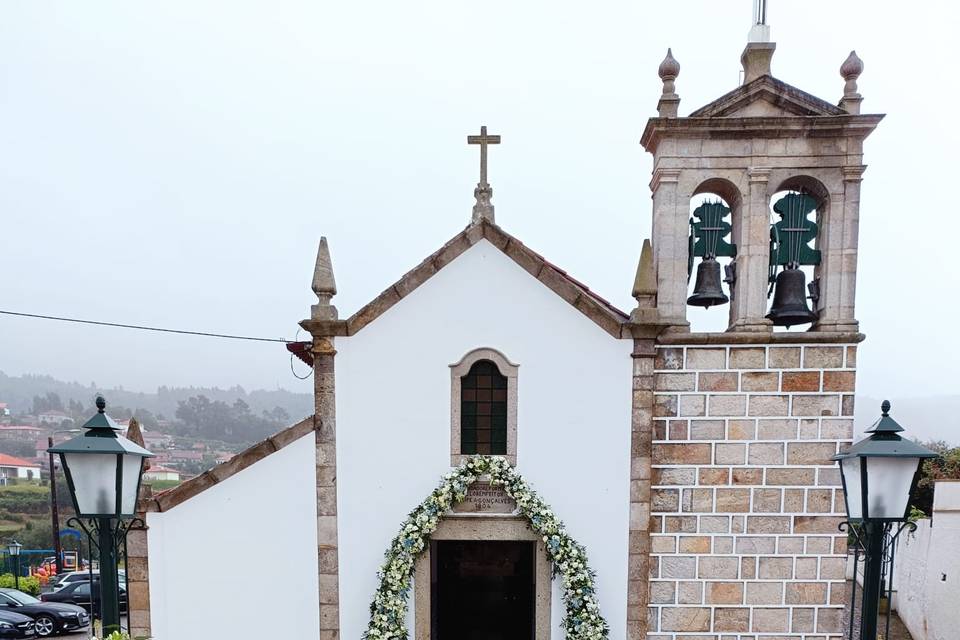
[0,453,41,482]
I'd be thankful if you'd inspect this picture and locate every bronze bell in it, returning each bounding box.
[766,267,818,327]
[687,257,729,308]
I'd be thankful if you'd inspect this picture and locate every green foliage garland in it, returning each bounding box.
[364,456,609,640]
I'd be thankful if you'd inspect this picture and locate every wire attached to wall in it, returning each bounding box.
[0,309,291,343]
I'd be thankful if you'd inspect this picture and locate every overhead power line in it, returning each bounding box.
[0,309,292,343]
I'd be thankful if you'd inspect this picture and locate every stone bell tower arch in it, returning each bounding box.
[632,17,885,639]
[641,42,882,333]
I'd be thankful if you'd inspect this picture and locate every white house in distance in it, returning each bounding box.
[143,466,182,483]
[0,454,41,483]
[36,410,74,426]
[132,22,879,640]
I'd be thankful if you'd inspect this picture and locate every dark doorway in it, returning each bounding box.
[431,540,535,640]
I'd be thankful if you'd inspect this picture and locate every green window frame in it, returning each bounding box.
[460,360,508,455]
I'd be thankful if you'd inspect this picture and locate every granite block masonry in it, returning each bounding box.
[649,343,854,638]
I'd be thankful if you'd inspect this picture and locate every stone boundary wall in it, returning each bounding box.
[648,343,855,639]
[892,481,960,640]
[126,521,150,637]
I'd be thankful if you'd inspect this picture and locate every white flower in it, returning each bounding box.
[364,455,608,640]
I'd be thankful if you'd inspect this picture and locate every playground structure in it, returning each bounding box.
[3,529,88,587]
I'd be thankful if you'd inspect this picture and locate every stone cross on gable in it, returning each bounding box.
[467,125,501,224]
[467,125,501,187]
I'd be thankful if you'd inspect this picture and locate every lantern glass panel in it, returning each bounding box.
[64,453,118,516]
[841,456,863,519]
[120,455,144,516]
[865,457,919,519]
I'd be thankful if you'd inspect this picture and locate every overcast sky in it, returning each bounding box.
[1,2,957,410]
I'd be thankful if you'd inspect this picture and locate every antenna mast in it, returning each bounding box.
[749,0,771,42]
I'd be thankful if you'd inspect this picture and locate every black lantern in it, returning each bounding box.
[833,400,937,640]
[49,396,152,634]
[49,396,153,518]
[832,400,937,522]
[6,541,21,591]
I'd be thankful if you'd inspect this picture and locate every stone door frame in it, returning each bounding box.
[413,515,552,640]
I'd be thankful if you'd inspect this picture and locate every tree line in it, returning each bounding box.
[8,391,294,446]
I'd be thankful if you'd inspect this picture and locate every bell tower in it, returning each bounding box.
[640,23,882,333]
[636,12,883,639]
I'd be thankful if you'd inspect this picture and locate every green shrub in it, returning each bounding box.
[4,514,26,524]
[0,574,41,595]
[0,485,54,515]
[149,479,181,492]
[92,625,149,639]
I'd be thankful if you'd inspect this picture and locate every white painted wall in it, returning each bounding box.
[893,481,960,640]
[147,433,319,640]
[336,239,634,640]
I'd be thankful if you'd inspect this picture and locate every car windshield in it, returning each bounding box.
[6,591,40,605]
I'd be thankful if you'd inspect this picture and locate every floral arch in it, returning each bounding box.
[363,456,609,640]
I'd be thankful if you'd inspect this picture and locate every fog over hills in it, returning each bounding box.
[0,370,312,423]
[2,371,955,446]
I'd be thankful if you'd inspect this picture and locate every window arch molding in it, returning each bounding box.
[769,174,832,317]
[691,176,744,210]
[449,348,519,467]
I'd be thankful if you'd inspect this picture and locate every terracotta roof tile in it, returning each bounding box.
[0,453,40,468]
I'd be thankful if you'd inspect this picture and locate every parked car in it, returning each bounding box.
[0,610,35,638]
[41,582,126,617]
[50,570,124,593]
[0,588,88,637]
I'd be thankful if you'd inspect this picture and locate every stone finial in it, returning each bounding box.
[126,417,151,470]
[632,239,657,300]
[630,239,659,323]
[472,184,495,223]
[839,50,864,114]
[741,41,776,84]
[658,48,680,82]
[657,49,681,118]
[841,50,864,84]
[311,237,338,321]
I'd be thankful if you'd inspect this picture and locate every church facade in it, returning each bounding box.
[130,33,880,640]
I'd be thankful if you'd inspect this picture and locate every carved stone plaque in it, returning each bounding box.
[452,481,516,514]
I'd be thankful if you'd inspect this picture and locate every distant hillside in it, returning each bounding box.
[0,371,313,422]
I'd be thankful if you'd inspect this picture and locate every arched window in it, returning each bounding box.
[460,360,508,455]
[450,348,519,466]
[767,177,828,332]
[687,178,743,332]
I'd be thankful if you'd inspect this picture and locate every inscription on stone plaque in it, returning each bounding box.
[452,481,516,514]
